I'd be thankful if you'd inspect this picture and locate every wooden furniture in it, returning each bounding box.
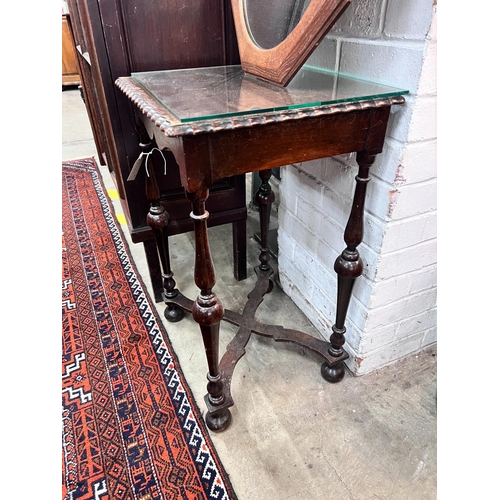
[62,15,80,87]
[116,65,408,431]
[66,0,248,303]
[231,0,350,85]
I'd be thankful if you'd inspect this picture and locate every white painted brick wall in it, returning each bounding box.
[278,0,437,375]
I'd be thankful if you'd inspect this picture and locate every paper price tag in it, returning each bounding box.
[127,153,146,181]
[127,149,167,182]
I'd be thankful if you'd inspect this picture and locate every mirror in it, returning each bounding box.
[231,0,351,86]
[244,0,310,50]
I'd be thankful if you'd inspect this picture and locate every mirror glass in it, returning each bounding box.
[244,0,311,49]
[233,0,350,85]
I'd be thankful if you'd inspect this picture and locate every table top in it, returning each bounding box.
[116,65,407,137]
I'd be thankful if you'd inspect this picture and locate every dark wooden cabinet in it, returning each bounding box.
[67,0,247,301]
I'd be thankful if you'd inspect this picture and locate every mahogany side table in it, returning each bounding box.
[116,65,408,432]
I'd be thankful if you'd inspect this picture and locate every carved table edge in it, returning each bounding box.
[115,76,406,138]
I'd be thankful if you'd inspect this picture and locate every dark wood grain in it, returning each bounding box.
[65,0,248,299]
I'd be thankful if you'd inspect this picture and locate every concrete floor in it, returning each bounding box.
[62,87,437,500]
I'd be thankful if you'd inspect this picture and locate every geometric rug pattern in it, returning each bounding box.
[62,158,238,500]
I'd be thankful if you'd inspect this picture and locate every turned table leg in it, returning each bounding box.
[186,189,232,432]
[133,116,185,321]
[321,151,376,383]
[139,146,185,323]
[146,168,184,323]
[255,169,275,292]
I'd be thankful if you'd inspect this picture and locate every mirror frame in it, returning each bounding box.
[230,0,351,86]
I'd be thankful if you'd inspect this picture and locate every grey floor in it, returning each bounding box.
[62,87,437,500]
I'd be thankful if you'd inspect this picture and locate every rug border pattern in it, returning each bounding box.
[62,158,237,500]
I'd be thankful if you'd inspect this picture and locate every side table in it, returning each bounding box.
[116,65,408,432]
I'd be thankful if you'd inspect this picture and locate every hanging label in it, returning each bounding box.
[127,153,146,181]
[126,148,167,182]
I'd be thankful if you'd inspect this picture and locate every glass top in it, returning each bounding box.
[131,65,408,123]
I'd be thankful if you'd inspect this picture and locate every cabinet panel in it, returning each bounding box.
[62,15,81,86]
[65,0,247,298]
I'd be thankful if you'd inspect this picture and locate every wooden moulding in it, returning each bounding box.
[115,76,405,139]
[230,0,351,86]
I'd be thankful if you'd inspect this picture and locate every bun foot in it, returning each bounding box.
[206,408,232,432]
[321,361,345,383]
[164,304,185,322]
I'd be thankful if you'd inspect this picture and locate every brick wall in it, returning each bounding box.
[278,0,437,375]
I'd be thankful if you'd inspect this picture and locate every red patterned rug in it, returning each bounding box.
[62,158,238,500]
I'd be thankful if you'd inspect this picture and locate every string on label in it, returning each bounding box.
[127,148,167,181]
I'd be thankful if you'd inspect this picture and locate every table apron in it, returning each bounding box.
[148,105,391,193]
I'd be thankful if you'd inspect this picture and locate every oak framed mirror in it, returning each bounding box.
[230,0,351,86]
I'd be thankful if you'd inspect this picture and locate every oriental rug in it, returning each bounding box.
[62,158,238,500]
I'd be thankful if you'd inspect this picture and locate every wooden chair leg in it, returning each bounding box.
[232,219,247,281]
